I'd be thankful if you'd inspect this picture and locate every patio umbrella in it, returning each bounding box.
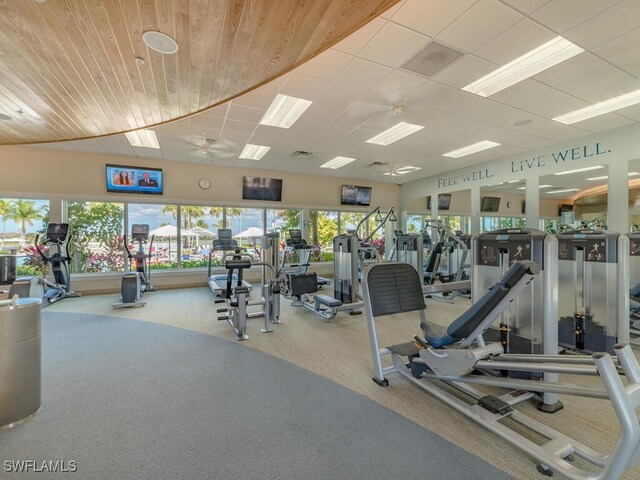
[149,224,197,237]
[233,226,264,239]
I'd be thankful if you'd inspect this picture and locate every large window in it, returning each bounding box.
[266,209,300,235]
[67,201,124,273]
[480,216,525,232]
[128,203,178,270]
[0,197,49,275]
[309,210,338,262]
[180,206,221,269]
[341,211,365,235]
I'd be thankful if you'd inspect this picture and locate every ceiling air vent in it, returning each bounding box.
[292,150,316,158]
[402,41,464,78]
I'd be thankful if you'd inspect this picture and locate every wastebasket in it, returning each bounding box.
[0,298,42,428]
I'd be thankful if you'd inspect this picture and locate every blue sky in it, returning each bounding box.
[0,199,48,235]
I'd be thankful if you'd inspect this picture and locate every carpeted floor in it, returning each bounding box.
[0,312,513,480]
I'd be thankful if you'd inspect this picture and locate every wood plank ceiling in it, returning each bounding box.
[0,0,399,144]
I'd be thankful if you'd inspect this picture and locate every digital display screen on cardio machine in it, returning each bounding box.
[574,234,587,239]
[496,235,510,241]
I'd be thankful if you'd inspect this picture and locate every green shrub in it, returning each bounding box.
[16,265,41,276]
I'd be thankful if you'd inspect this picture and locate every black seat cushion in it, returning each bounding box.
[313,294,342,308]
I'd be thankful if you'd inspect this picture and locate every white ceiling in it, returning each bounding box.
[32,0,640,185]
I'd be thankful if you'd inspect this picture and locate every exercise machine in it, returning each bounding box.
[625,230,640,345]
[364,260,640,479]
[473,228,560,410]
[423,219,469,285]
[557,229,629,354]
[280,229,330,288]
[112,224,156,309]
[386,229,423,274]
[215,234,280,340]
[10,223,81,306]
[207,229,252,297]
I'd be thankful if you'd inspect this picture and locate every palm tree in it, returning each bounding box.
[9,199,42,239]
[0,199,11,232]
[209,207,242,229]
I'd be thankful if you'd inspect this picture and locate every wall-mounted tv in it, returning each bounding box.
[341,185,372,206]
[242,176,283,201]
[427,195,431,209]
[522,201,526,215]
[438,193,452,210]
[481,196,501,212]
[106,164,163,195]
[559,203,574,215]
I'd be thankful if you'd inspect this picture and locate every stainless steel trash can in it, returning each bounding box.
[0,298,42,428]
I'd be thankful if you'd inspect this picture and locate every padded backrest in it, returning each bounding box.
[214,229,238,249]
[631,281,640,301]
[365,263,426,317]
[424,242,442,273]
[447,260,537,339]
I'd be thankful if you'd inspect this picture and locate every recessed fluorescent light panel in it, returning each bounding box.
[553,166,603,175]
[586,172,640,181]
[548,188,579,194]
[463,36,583,97]
[260,94,312,128]
[554,88,640,124]
[239,144,270,160]
[320,156,356,169]
[518,185,552,189]
[366,122,424,146]
[443,140,500,158]
[125,129,160,149]
[384,166,421,175]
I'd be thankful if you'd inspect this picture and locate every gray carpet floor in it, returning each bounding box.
[1,312,514,480]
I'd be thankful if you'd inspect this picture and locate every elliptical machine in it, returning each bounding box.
[113,224,156,309]
[10,223,81,306]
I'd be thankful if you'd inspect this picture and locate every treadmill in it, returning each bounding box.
[207,229,252,296]
[282,229,331,287]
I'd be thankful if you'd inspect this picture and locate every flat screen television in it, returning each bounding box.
[522,201,526,214]
[242,176,283,201]
[438,193,452,211]
[106,164,163,195]
[481,196,501,212]
[426,195,431,209]
[559,204,574,215]
[341,185,372,206]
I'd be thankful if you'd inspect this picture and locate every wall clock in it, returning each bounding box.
[199,178,211,190]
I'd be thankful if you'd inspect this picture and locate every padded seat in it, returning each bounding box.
[313,294,342,308]
[421,261,535,347]
[631,281,640,302]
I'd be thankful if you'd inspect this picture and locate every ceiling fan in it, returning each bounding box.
[185,136,239,159]
[368,161,421,177]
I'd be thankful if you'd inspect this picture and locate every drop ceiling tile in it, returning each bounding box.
[458,99,526,128]
[294,49,353,81]
[564,0,640,49]
[359,22,430,68]
[132,146,163,160]
[570,113,635,132]
[371,70,427,101]
[578,76,640,103]
[517,89,589,118]
[406,81,482,113]
[431,54,497,89]
[333,17,386,56]
[533,52,608,88]
[617,52,640,77]
[187,113,225,132]
[592,27,640,64]
[380,0,406,19]
[280,73,361,106]
[97,136,135,156]
[390,0,478,37]
[232,74,288,109]
[489,80,550,107]
[226,104,265,123]
[335,58,393,90]
[512,117,588,142]
[474,19,555,65]
[530,0,622,35]
[70,138,107,154]
[557,65,633,99]
[618,103,640,122]
[220,119,256,136]
[500,0,550,14]
[436,0,523,52]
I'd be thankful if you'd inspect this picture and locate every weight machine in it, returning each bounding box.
[364,260,640,479]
